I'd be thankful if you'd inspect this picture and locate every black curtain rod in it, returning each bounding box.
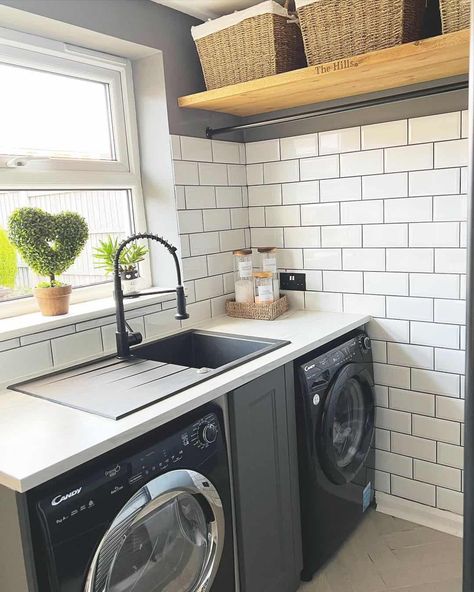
[205,80,468,138]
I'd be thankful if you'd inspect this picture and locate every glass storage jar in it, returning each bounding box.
[254,271,274,304]
[258,247,279,300]
[233,249,254,303]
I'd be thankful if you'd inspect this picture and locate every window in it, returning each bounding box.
[0,63,114,160]
[0,29,149,317]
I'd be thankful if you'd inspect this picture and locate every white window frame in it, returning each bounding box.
[0,27,151,319]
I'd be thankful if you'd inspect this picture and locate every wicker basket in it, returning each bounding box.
[225,295,289,321]
[192,1,305,90]
[295,0,426,66]
[440,0,470,33]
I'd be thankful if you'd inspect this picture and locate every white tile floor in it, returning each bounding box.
[298,510,462,592]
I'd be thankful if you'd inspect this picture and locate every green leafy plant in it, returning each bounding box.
[0,228,17,289]
[93,236,148,275]
[8,207,89,288]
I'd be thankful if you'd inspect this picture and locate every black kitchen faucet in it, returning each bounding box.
[114,233,188,359]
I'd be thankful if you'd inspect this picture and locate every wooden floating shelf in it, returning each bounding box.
[178,30,469,117]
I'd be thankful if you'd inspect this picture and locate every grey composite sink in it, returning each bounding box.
[134,329,286,371]
[10,330,289,420]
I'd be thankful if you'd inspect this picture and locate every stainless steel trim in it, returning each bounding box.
[84,469,225,592]
[463,4,474,589]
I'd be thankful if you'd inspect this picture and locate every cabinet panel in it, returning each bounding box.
[229,364,301,592]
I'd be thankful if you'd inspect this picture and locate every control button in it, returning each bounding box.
[197,421,218,446]
[202,422,218,444]
[172,452,184,464]
[191,417,218,448]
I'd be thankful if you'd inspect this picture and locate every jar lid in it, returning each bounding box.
[233,249,252,256]
[253,271,273,278]
[257,247,277,253]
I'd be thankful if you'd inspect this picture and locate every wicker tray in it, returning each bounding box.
[192,1,305,90]
[295,0,426,66]
[226,295,289,321]
[440,0,470,33]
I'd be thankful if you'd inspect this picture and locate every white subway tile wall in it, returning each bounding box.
[174,137,248,325]
[245,111,467,516]
[0,114,467,520]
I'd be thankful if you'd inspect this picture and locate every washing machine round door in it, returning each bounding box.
[318,364,375,485]
[84,469,224,592]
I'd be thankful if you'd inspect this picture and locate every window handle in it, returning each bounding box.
[5,156,51,168]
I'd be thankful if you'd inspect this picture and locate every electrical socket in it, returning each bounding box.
[280,272,306,291]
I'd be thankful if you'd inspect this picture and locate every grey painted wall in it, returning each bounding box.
[0,0,468,143]
[0,0,241,138]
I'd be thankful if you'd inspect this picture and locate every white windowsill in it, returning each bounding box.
[0,289,177,342]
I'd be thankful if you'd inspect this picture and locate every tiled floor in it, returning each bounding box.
[298,510,462,592]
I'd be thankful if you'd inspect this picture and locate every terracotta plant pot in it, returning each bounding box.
[33,285,72,316]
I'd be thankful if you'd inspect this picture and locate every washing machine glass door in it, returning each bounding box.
[319,365,374,485]
[85,469,224,592]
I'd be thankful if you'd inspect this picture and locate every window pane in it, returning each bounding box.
[0,63,114,160]
[0,190,133,302]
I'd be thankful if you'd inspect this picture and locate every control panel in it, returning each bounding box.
[36,413,220,545]
[192,417,219,448]
[300,334,371,395]
[128,413,218,485]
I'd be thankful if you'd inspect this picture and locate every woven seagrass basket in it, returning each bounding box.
[440,0,470,33]
[226,295,289,321]
[192,1,305,90]
[295,0,426,66]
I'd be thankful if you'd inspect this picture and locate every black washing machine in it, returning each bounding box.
[27,404,235,592]
[295,329,376,581]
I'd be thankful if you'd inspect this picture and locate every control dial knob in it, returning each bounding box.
[361,336,371,352]
[198,421,218,445]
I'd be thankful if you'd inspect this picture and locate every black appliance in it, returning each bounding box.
[27,404,234,592]
[295,329,376,581]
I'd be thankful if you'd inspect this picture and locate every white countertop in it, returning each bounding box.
[0,310,369,493]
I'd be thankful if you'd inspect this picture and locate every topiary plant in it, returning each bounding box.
[0,228,17,289]
[8,207,89,287]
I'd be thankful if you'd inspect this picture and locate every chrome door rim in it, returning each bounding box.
[84,469,225,592]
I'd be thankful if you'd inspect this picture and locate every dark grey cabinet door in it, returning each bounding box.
[229,364,302,592]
